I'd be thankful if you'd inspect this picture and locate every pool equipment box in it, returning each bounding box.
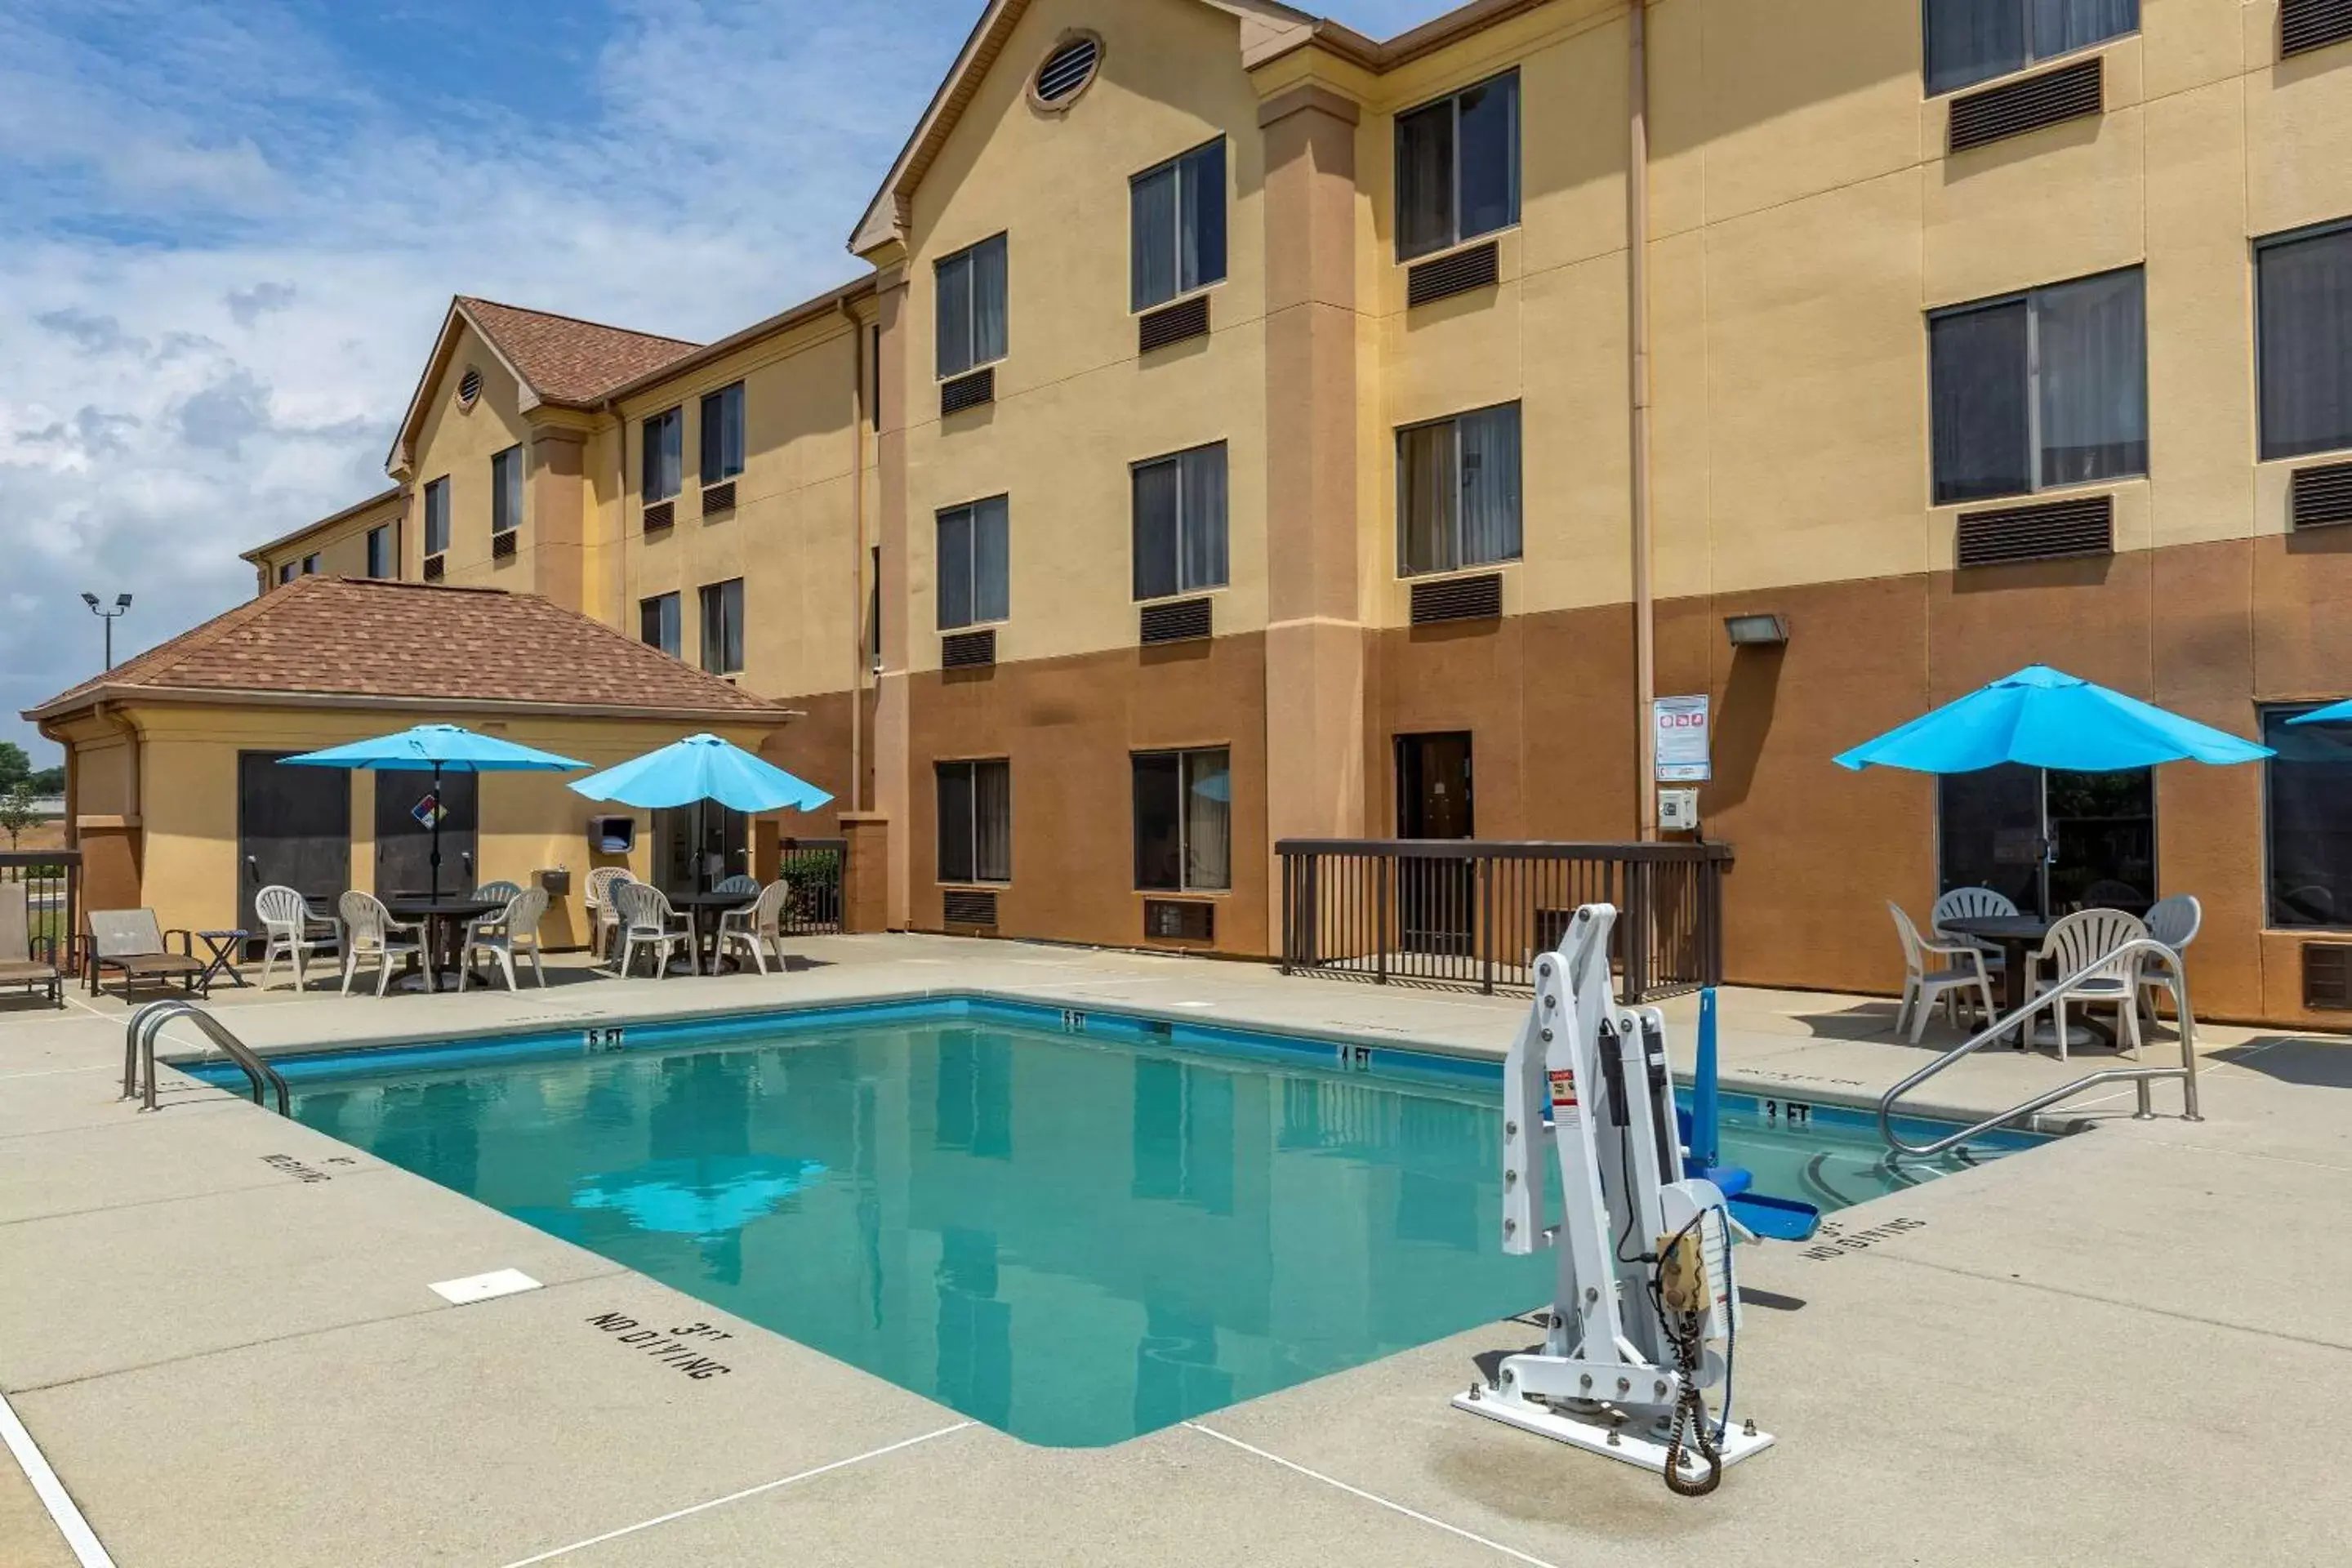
[1454,902,1773,1492]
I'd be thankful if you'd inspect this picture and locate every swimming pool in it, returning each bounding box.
[187,997,2040,1446]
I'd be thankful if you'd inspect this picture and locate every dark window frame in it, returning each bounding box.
[2263,704,2352,930]
[491,443,524,537]
[1395,401,1524,578]
[2256,217,2352,464]
[277,561,296,586]
[364,523,393,579]
[935,233,1009,381]
[1131,746,1233,893]
[643,407,684,502]
[639,592,681,659]
[936,758,1013,885]
[1393,69,1521,264]
[1129,137,1228,314]
[700,381,746,483]
[935,494,1010,631]
[698,577,744,675]
[1130,441,1230,602]
[1922,0,2140,96]
[422,475,450,556]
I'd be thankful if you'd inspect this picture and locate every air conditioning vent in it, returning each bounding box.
[942,628,997,669]
[1033,33,1100,105]
[1138,295,1210,354]
[941,367,995,416]
[1144,899,1214,942]
[1410,571,1503,625]
[702,480,737,517]
[2291,461,2352,530]
[2283,0,2352,56]
[1406,240,1500,308]
[2306,942,2352,1011]
[942,889,999,929]
[457,367,483,408]
[1948,56,2103,154]
[491,530,517,561]
[1139,596,1212,644]
[1955,493,2114,567]
[422,553,445,581]
[644,500,675,534]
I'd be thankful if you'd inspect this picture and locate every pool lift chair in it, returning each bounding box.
[1454,902,1772,1495]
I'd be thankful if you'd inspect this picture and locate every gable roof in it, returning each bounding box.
[385,296,702,475]
[27,576,791,725]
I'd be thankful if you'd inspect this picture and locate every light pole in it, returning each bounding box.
[81,592,132,670]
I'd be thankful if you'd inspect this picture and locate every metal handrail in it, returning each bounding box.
[1878,935,2202,1159]
[121,999,289,1116]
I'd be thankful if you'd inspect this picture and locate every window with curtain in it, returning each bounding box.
[278,561,296,585]
[936,234,1009,379]
[1131,139,1227,312]
[937,759,1013,884]
[1131,443,1228,600]
[1929,268,2145,504]
[423,476,450,555]
[1924,0,2138,95]
[700,381,746,482]
[698,578,743,675]
[2265,707,2352,929]
[1394,71,1519,262]
[644,408,683,501]
[1396,403,1522,577]
[365,524,392,579]
[936,496,1010,630]
[2257,220,2352,462]
[491,444,523,536]
[1133,748,1232,893]
[639,592,680,658]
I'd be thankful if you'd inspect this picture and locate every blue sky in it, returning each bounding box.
[0,0,1452,764]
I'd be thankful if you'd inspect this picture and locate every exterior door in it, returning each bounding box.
[1940,765,2155,917]
[1395,732,1474,956]
[373,771,479,898]
[654,804,750,894]
[237,751,350,945]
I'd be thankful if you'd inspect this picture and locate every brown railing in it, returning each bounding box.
[1,849,82,975]
[1277,839,1731,1000]
[777,838,845,936]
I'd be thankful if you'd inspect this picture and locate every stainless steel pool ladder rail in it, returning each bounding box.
[122,999,289,1116]
[1878,936,2201,1160]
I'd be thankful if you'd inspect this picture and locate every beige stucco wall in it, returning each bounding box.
[405,324,533,587]
[248,492,406,591]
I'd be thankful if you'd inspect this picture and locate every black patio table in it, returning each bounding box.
[383,894,504,991]
[1940,914,2113,1050]
[667,889,759,975]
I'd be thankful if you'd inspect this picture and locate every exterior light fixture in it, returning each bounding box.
[81,590,135,668]
[1724,612,1788,648]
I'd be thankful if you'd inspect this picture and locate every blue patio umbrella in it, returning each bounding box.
[568,734,831,891]
[282,724,586,900]
[1833,666,2272,774]
[2288,699,2352,726]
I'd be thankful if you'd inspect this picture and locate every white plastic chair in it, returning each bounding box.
[255,884,339,991]
[719,880,792,974]
[473,880,525,906]
[2031,907,2149,1062]
[586,866,632,964]
[1888,902,1996,1044]
[2138,894,2201,1027]
[615,880,689,978]
[461,887,549,992]
[337,890,425,997]
[714,873,760,896]
[1931,886,2018,971]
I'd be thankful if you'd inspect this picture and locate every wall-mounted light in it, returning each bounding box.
[1724,612,1788,648]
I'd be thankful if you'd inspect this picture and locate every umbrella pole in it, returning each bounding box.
[430,762,444,903]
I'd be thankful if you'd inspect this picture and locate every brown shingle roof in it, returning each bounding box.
[27,577,787,722]
[457,297,702,406]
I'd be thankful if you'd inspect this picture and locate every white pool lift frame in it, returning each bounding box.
[1454,902,1774,1488]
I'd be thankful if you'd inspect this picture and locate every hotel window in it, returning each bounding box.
[365,523,392,579]
[935,234,1008,379]
[2265,707,2352,929]
[643,407,684,502]
[936,759,1012,884]
[301,553,321,575]
[277,562,296,586]
[935,496,1009,630]
[1929,268,2146,505]
[700,381,746,482]
[2257,220,2352,461]
[491,444,523,537]
[1397,403,1522,577]
[1924,0,2137,96]
[1132,443,1228,601]
[1131,139,1227,312]
[639,592,681,659]
[1133,747,1232,893]
[698,578,743,675]
[1395,71,1519,263]
[423,476,450,555]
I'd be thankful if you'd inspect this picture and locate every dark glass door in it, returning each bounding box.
[1395,732,1474,956]
[237,751,351,945]
[373,771,478,898]
[655,804,750,893]
[1939,766,2154,917]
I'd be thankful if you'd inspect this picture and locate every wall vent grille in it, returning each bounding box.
[701,480,737,517]
[1955,493,2114,567]
[942,628,997,669]
[1406,240,1500,308]
[422,553,445,581]
[2290,461,2352,529]
[2305,942,2352,1011]
[1949,56,2104,153]
[941,367,995,416]
[2283,0,2352,56]
[1139,294,1211,354]
[1144,899,1215,941]
[643,500,675,534]
[1409,572,1503,625]
[1139,597,1212,644]
[942,889,1000,929]
[490,530,517,561]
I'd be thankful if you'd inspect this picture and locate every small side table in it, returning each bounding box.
[194,929,252,991]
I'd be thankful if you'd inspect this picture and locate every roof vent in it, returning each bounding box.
[1031,33,1102,109]
[457,367,483,408]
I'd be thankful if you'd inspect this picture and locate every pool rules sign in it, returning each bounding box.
[1653,694,1712,782]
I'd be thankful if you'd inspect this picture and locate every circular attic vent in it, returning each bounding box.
[1031,32,1102,110]
[457,366,483,408]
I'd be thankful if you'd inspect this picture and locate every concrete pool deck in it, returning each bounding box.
[2,934,2347,1566]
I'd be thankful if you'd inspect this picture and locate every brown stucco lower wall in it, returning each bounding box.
[906,633,1271,958]
[759,688,875,838]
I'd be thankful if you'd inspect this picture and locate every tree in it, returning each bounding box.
[0,742,29,792]
[0,785,38,850]
[25,766,63,795]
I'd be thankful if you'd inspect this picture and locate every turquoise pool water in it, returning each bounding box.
[216,1000,2037,1446]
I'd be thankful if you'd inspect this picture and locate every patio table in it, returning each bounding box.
[383,894,503,991]
[1940,914,2109,1050]
[193,929,252,990]
[668,889,759,974]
